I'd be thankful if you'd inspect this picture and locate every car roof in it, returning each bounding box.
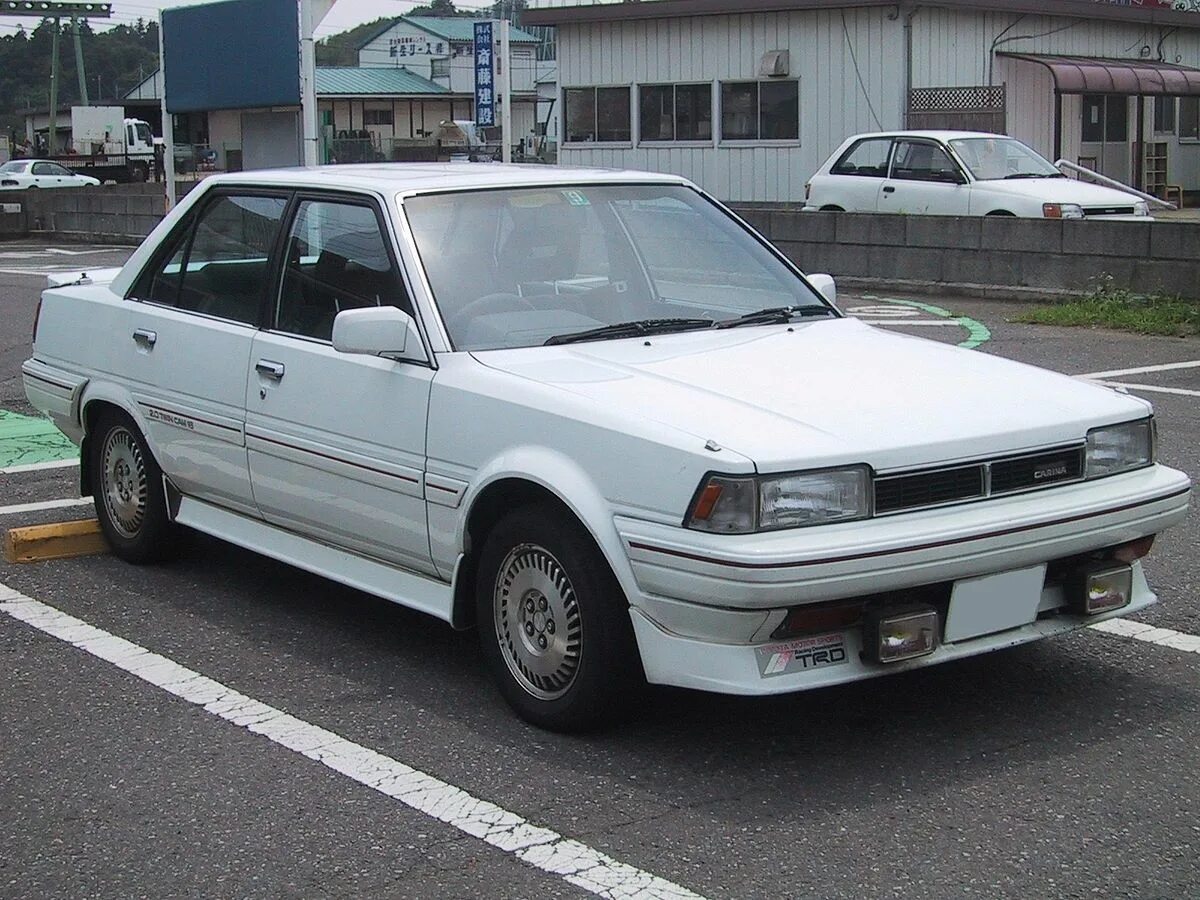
[842,130,1008,142]
[202,162,693,195]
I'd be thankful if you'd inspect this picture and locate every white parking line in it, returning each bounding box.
[1097,381,1200,399]
[0,497,91,516]
[0,459,78,476]
[1078,360,1200,379]
[1090,618,1200,654]
[0,584,706,900]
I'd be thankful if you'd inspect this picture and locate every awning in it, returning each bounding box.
[999,53,1200,96]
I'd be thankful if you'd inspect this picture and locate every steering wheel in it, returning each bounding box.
[446,292,535,333]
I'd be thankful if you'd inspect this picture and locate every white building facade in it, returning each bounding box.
[357,16,546,153]
[526,0,1200,203]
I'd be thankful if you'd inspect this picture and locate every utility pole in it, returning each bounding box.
[73,17,89,106]
[49,19,60,152]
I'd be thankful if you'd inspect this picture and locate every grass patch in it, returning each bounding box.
[1014,278,1200,337]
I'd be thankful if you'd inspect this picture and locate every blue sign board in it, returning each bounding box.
[474,21,495,127]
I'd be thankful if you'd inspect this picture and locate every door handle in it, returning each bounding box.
[255,360,286,380]
[132,328,157,347]
[883,186,896,194]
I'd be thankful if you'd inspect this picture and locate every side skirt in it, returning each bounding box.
[174,496,455,624]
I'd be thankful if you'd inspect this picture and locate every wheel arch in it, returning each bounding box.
[77,386,159,498]
[449,454,635,631]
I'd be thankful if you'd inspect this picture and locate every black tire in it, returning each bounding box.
[476,503,642,732]
[986,210,1016,217]
[90,409,177,563]
[819,205,844,212]
[131,162,149,183]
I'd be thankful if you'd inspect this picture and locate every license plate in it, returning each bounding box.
[944,565,1047,643]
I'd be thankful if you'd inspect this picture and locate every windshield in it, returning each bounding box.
[404,184,827,350]
[949,137,1061,181]
[0,161,29,173]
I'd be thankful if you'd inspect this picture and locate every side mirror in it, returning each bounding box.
[807,273,837,308]
[332,306,427,363]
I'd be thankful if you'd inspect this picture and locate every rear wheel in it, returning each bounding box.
[90,410,177,563]
[819,205,844,212]
[476,503,642,731]
[985,210,1016,217]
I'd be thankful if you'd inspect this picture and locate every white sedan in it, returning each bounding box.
[804,131,1152,220]
[23,164,1190,730]
[0,159,101,189]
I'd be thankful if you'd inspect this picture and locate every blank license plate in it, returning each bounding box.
[944,565,1048,643]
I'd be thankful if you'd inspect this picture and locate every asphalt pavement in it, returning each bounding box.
[1,242,1198,899]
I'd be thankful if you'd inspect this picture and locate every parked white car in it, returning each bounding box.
[805,131,1152,220]
[0,159,101,190]
[24,164,1190,730]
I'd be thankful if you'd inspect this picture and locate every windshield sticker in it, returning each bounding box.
[756,633,848,678]
[561,190,590,207]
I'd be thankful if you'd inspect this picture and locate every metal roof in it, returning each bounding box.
[1001,53,1200,95]
[315,67,450,97]
[524,0,1200,29]
[353,16,541,49]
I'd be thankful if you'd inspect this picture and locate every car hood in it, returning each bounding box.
[972,176,1144,208]
[471,318,1148,472]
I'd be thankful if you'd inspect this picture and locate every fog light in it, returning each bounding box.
[862,606,939,664]
[1069,563,1133,615]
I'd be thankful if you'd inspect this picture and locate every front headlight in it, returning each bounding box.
[1134,200,1150,217]
[1043,202,1085,219]
[1085,419,1154,479]
[686,467,871,533]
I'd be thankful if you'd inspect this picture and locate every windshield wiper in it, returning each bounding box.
[544,317,715,346]
[717,305,834,329]
[1002,172,1065,179]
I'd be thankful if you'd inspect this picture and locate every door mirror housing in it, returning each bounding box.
[807,273,837,308]
[332,306,427,363]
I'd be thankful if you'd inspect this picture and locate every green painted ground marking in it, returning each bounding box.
[860,296,992,350]
[0,409,79,469]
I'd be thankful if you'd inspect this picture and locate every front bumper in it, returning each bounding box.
[616,464,1189,694]
[628,563,1156,695]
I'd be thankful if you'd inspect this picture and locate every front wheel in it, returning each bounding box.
[90,410,177,563]
[476,504,642,732]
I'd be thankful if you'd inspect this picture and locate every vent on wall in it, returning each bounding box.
[759,50,790,77]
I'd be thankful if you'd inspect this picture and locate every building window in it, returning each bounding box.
[1153,96,1177,134]
[1180,97,1200,140]
[1081,95,1127,143]
[720,80,799,141]
[431,57,450,79]
[638,83,713,142]
[564,86,631,143]
[363,108,393,126]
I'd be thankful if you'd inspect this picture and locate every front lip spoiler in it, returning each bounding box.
[629,485,1191,571]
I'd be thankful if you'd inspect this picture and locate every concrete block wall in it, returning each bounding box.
[1,182,199,244]
[732,207,1200,300]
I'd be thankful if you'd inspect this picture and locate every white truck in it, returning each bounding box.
[54,106,156,183]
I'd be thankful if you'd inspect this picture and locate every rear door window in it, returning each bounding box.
[831,138,893,177]
[132,193,289,325]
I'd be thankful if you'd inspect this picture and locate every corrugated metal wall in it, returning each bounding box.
[557,7,1200,202]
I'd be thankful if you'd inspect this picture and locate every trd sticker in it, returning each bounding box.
[145,407,195,431]
[756,633,848,678]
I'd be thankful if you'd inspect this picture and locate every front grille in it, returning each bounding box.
[1083,206,1135,217]
[873,444,1086,515]
[990,447,1084,494]
[875,465,984,514]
